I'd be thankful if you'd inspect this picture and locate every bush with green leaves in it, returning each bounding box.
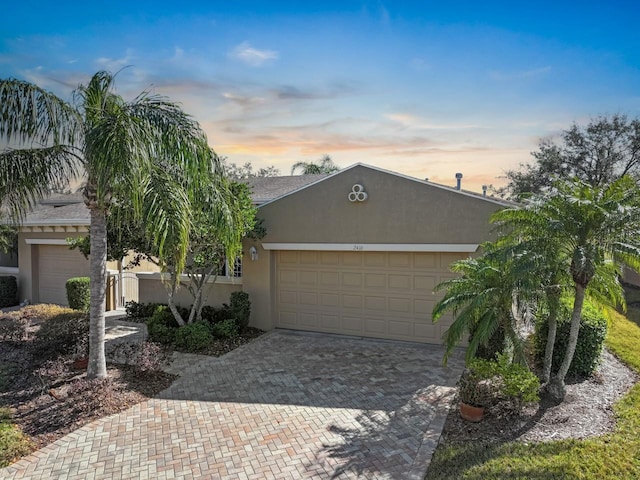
[229,291,251,331]
[125,301,163,320]
[34,312,89,358]
[0,276,18,308]
[535,297,608,378]
[174,322,214,352]
[200,305,231,325]
[211,318,240,339]
[145,306,179,345]
[460,355,540,413]
[65,277,90,311]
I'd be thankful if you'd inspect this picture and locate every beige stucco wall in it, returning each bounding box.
[258,165,503,245]
[241,238,275,331]
[137,274,242,308]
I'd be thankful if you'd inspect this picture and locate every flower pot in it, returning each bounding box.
[73,358,89,370]
[459,401,484,422]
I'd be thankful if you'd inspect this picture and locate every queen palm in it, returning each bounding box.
[493,177,640,400]
[0,71,213,378]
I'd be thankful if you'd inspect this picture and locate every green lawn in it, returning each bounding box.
[0,407,32,468]
[426,307,640,479]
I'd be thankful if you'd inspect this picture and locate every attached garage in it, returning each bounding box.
[36,244,90,305]
[275,250,464,343]
[242,163,508,345]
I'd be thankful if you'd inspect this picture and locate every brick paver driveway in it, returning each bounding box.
[3,331,464,479]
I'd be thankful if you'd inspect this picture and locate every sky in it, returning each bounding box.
[1,1,639,192]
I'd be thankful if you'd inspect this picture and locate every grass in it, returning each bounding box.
[0,408,32,468]
[426,306,640,479]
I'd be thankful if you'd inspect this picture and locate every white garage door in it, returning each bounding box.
[38,244,90,306]
[275,250,464,344]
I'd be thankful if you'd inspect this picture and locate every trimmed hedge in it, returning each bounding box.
[174,322,214,352]
[229,291,251,332]
[0,276,18,308]
[535,296,608,378]
[66,277,90,311]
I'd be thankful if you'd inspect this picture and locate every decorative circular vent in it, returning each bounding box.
[348,184,368,202]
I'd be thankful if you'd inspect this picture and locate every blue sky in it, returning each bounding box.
[2,1,639,191]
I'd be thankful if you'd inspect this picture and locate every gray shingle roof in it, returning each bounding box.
[242,175,328,204]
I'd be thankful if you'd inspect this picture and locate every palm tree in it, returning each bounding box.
[291,154,340,175]
[493,177,640,400]
[0,71,213,379]
[432,243,534,366]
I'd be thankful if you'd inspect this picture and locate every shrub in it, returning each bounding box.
[125,301,161,320]
[66,277,90,311]
[201,305,231,325]
[34,312,89,358]
[211,318,239,339]
[0,312,29,341]
[174,322,213,352]
[0,276,18,309]
[535,297,608,378]
[18,304,75,321]
[459,355,540,412]
[145,305,183,345]
[229,291,251,331]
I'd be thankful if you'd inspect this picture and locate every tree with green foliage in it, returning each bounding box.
[502,114,640,200]
[222,159,280,179]
[162,180,259,325]
[493,176,640,400]
[432,243,534,366]
[0,71,214,379]
[291,154,340,175]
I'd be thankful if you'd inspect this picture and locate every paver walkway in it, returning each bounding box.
[2,331,465,479]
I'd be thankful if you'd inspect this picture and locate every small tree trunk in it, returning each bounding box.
[541,293,560,384]
[547,284,586,401]
[165,268,186,326]
[87,207,108,379]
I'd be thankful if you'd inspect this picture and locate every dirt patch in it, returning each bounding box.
[440,348,638,445]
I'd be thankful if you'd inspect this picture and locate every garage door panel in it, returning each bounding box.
[299,271,318,285]
[279,270,298,284]
[38,245,90,306]
[275,251,459,344]
[320,271,339,286]
[298,292,317,305]
[389,320,412,336]
[280,251,298,264]
[342,294,362,309]
[341,272,362,287]
[364,295,386,311]
[389,274,411,290]
[364,273,386,289]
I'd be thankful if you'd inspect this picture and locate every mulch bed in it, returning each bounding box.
[440,348,639,445]
[0,320,265,455]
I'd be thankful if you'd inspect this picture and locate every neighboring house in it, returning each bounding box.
[9,164,507,345]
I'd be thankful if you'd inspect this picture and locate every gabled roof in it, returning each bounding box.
[258,163,512,208]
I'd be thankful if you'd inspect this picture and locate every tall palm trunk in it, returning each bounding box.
[87,206,108,379]
[547,284,586,400]
[541,290,561,384]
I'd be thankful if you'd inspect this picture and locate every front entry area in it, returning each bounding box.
[275,250,463,344]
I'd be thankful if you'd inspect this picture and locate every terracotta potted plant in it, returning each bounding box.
[457,361,496,422]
